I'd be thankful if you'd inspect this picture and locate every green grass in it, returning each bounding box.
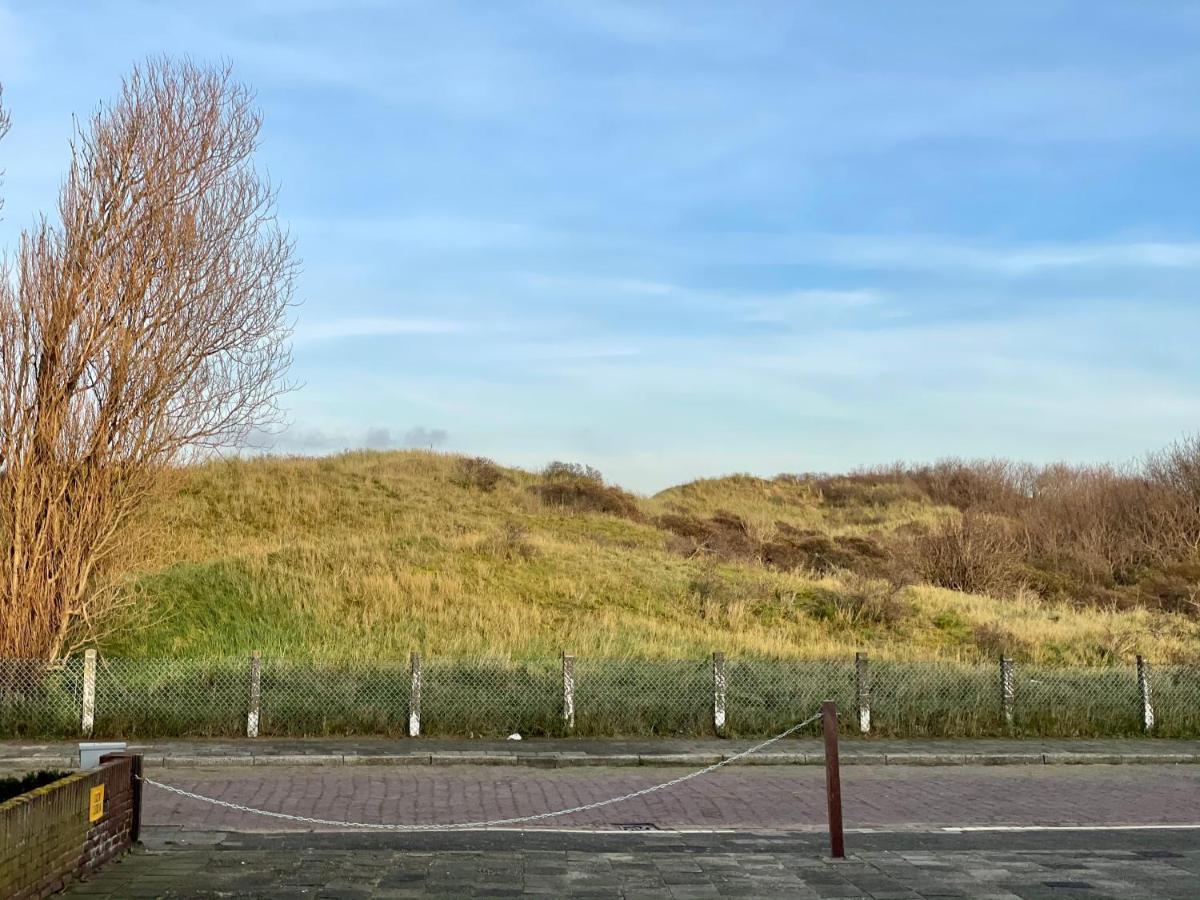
[88,450,1198,666]
[6,654,1184,739]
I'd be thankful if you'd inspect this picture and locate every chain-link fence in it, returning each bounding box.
[575,658,711,735]
[726,659,854,735]
[2,653,1198,739]
[423,657,560,736]
[0,658,83,738]
[872,660,1004,736]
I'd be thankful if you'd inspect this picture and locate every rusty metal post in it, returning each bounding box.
[822,700,845,859]
[129,754,143,842]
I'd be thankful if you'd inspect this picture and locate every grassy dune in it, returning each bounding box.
[97,451,1199,664]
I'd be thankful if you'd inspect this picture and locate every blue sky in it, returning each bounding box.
[1,1,1199,491]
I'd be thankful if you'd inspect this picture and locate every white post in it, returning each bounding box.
[1137,655,1154,732]
[246,651,262,738]
[712,651,727,735]
[562,651,575,731]
[1000,656,1015,728]
[81,649,97,737]
[408,652,422,737]
[855,652,871,734]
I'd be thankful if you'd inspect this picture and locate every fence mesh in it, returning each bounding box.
[423,658,560,736]
[1014,665,1141,736]
[872,661,1004,736]
[94,657,246,737]
[575,658,710,735]
[726,659,854,736]
[1152,665,1200,738]
[261,658,411,736]
[0,658,82,738]
[3,654,1199,739]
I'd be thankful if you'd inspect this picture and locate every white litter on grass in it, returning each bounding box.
[507,733,522,741]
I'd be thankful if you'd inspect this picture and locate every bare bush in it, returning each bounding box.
[907,458,1036,513]
[542,461,603,483]
[453,456,505,492]
[915,513,1023,596]
[532,462,641,519]
[807,576,914,629]
[971,622,1030,660]
[0,87,9,216]
[1146,435,1200,554]
[477,521,537,561]
[0,60,296,658]
[658,511,758,560]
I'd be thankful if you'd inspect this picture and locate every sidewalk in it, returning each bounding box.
[5,736,1199,769]
[60,830,1200,900]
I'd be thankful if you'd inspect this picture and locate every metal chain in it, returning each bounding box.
[139,710,825,830]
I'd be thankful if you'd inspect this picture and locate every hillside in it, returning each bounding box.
[96,450,1200,663]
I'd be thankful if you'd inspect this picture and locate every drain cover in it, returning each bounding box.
[613,823,660,831]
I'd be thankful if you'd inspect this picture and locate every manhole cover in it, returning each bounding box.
[1042,882,1093,890]
[613,823,660,831]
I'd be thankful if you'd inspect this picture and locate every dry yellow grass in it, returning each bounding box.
[94,451,1199,663]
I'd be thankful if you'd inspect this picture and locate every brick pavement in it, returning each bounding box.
[138,764,1200,832]
[62,831,1200,898]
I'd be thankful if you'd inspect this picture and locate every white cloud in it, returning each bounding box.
[294,317,468,343]
[677,234,1200,275]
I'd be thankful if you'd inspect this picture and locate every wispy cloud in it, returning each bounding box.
[294,317,468,343]
[6,2,1200,490]
[248,423,451,453]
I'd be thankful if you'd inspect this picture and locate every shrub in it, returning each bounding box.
[971,622,1031,660]
[657,511,757,560]
[542,461,603,483]
[532,462,641,519]
[806,577,914,629]
[477,522,537,561]
[914,512,1022,596]
[761,525,888,576]
[454,456,506,492]
[907,459,1035,513]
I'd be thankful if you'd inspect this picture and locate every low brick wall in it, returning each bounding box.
[1,755,137,898]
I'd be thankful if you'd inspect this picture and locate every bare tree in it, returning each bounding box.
[0,85,9,216]
[0,59,297,658]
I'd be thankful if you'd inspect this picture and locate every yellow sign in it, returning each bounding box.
[88,785,105,822]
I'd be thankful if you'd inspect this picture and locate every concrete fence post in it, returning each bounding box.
[81,649,97,737]
[712,651,727,736]
[1137,654,1155,732]
[1000,656,1015,728]
[408,652,422,737]
[855,652,871,734]
[562,651,576,731]
[246,650,262,738]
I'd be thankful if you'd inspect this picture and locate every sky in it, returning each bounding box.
[1,1,1199,492]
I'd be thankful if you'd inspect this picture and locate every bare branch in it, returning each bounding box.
[0,59,298,658]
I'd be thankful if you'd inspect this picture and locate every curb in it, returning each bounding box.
[6,752,1199,769]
